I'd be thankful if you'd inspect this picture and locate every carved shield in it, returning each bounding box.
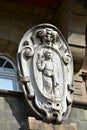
[17,24,74,124]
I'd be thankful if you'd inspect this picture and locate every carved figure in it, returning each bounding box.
[37,49,60,97]
[36,28,60,47]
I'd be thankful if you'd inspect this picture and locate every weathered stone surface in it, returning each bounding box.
[54,123,77,130]
[77,120,87,130]
[68,14,86,47]
[69,108,84,121]
[0,96,28,130]
[84,110,87,120]
[27,117,53,130]
[0,94,86,130]
[27,117,77,130]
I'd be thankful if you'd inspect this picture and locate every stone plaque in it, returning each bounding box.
[17,23,74,124]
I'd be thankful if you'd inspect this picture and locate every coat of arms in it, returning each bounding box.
[17,24,74,124]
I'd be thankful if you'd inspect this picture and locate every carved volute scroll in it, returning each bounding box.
[17,24,74,124]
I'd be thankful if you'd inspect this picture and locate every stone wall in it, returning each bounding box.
[0,0,86,130]
[0,93,87,130]
[0,95,28,130]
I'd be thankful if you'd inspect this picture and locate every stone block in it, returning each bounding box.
[27,117,53,130]
[9,122,20,130]
[77,120,87,130]
[54,123,77,130]
[69,108,84,120]
[84,110,87,120]
[27,117,77,130]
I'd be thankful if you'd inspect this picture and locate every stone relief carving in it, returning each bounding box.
[36,49,60,98]
[17,24,74,124]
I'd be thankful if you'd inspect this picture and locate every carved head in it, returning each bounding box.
[44,49,53,59]
[36,28,59,46]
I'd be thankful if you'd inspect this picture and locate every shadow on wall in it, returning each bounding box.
[1,96,29,130]
[0,39,18,60]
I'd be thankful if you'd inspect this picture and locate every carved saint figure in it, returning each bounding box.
[37,49,60,97]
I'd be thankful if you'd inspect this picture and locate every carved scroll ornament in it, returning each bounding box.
[17,24,74,124]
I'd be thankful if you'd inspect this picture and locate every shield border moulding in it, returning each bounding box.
[17,23,74,124]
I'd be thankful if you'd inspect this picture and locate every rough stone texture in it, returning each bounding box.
[63,107,87,130]
[54,124,77,130]
[0,96,29,130]
[0,95,86,130]
[27,117,53,130]
[27,117,77,130]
